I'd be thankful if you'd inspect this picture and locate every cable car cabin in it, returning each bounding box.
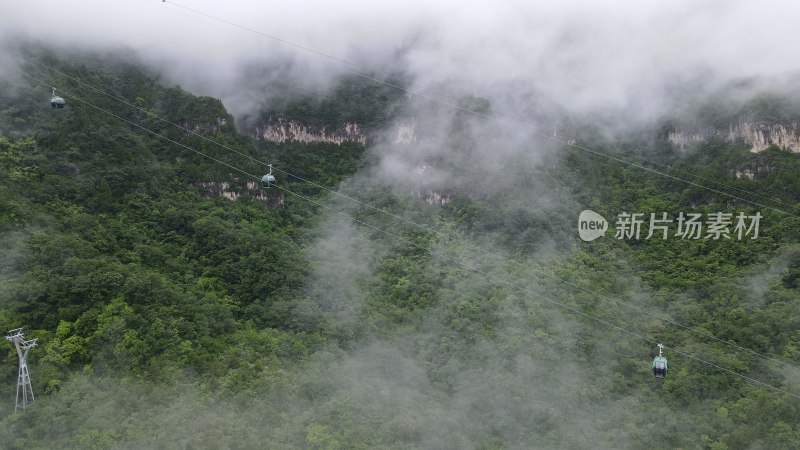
[261,174,276,188]
[652,356,668,379]
[50,95,65,109]
[50,88,65,109]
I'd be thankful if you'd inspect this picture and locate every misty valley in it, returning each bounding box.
[2,2,800,449]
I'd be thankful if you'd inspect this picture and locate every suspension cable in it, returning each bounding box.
[18,57,800,372]
[16,69,800,401]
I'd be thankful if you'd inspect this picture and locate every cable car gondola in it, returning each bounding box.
[261,164,276,188]
[652,343,668,379]
[50,88,65,109]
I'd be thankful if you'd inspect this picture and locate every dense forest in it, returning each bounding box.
[1,47,800,449]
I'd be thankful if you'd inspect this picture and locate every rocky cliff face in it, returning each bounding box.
[391,119,417,145]
[179,117,229,136]
[732,156,775,180]
[667,130,710,149]
[668,121,800,152]
[411,163,453,206]
[254,118,366,145]
[730,122,800,152]
[251,116,451,204]
[197,181,284,209]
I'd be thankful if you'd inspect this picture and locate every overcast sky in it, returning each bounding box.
[4,0,800,122]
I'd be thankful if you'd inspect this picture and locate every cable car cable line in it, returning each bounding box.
[153,0,800,218]
[17,70,260,182]
[18,57,800,373]
[269,183,800,400]
[16,69,800,401]
[21,55,273,170]
[549,135,800,218]
[599,140,800,215]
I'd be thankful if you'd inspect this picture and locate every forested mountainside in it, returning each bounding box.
[1,48,800,449]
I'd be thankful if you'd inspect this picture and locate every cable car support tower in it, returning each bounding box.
[5,328,36,412]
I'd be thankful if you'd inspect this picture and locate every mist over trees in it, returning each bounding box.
[1,27,800,450]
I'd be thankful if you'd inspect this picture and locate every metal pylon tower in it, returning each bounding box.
[5,328,36,413]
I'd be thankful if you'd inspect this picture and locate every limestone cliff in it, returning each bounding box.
[197,181,284,209]
[667,121,800,152]
[732,156,776,180]
[391,119,417,145]
[729,121,800,152]
[178,117,230,137]
[254,118,366,145]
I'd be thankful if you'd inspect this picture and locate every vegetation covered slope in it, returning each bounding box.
[1,49,800,449]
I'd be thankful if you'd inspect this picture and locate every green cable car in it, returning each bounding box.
[652,343,668,379]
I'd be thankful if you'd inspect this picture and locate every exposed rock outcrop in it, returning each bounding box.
[415,190,453,206]
[732,156,775,180]
[412,163,452,205]
[729,121,800,152]
[197,181,284,209]
[391,119,417,145]
[178,117,229,136]
[251,116,449,205]
[667,121,800,153]
[667,130,711,149]
[254,118,366,145]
